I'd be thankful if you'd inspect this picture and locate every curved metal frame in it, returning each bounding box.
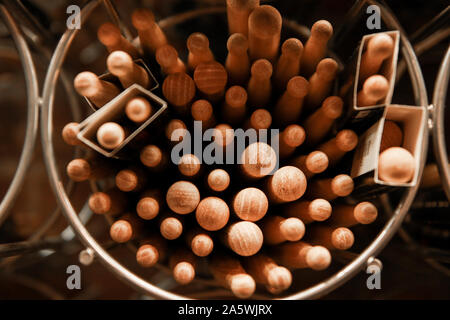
[40,0,428,300]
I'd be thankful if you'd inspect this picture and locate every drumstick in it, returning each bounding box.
[207,169,230,192]
[291,151,329,179]
[274,76,309,125]
[169,249,196,285]
[97,22,138,57]
[301,20,333,77]
[306,226,354,250]
[191,99,215,129]
[275,241,331,270]
[62,122,82,146]
[136,235,167,267]
[213,124,234,148]
[266,166,307,203]
[357,74,389,107]
[195,197,230,231]
[106,51,150,89]
[178,154,201,177]
[378,147,415,183]
[125,97,152,123]
[96,122,125,150]
[328,201,378,227]
[223,221,263,256]
[243,253,292,291]
[66,157,111,182]
[162,73,196,114]
[302,96,343,146]
[240,142,278,179]
[226,0,260,36]
[305,58,338,109]
[74,71,120,108]
[261,216,305,245]
[187,32,214,71]
[226,33,250,85]
[248,5,282,63]
[165,119,187,141]
[115,167,145,192]
[359,33,394,83]
[307,174,354,201]
[136,190,162,220]
[194,61,228,101]
[380,120,403,152]
[278,125,306,159]
[318,129,358,166]
[186,228,214,257]
[140,144,165,169]
[247,59,272,107]
[110,213,141,243]
[166,181,200,214]
[223,85,247,124]
[131,8,167,54]
[156,44,186,75]
[88,189,126,216]
[232,187,268,222]
[284,198,332,224]
[160,214,184,240]
[210,253,256,298]
[274,38,304,90]
[246,109,272,130]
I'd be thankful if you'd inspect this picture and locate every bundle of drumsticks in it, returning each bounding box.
[61,1,414,298]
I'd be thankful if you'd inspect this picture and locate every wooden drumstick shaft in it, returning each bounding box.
[136,235,167,267]
[247,59,272,107]
[110,213,141,243]
[359,33,394,82]
[156,44,186,75]
[380,120,403,152]
[306,225,354,250]
[107,51,150,89]
[97,22,138,57]
[226,0,260,36]
[185,228,214,257]
[243,253,292,291]
[278,124,306,159]
[131,8,167,54]
[328,202,378,227]
[291,151,329,179]
[88,189,126,216]
[274,241,331,270]
[223,85,247,124]
[301,20,333,77]
[274,38,303,90]
[273,76,309,125]
[169,249,196,285]
[307,174,354,201]
[261,215,305,245]
[74,71,120,108]
[226,33,251,85]
[318,129,358,166]
[305,58,338,109]
[136,189,162,220]
[187,32,214,71]
[284,198,332,224]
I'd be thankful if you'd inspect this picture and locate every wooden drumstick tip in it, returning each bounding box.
[281,38,303,56]
[110,220,132,243]
[191,100,213,122]
[156,45,185,73]
[280,217,305,241]
[88,192,110,214]
[309,199,332,221]
[97,22,122,46]
[230,274,256,299]
[190,233,214,257]
[187,32,210,54]
[227,32,248,54]
[358,75,389,106]
[115,169,139,192]
[306,246,331,270]
[67,159,90,182]
[267,266,292,291]
[140,145,162,168]
[378,147,415,183]
[241,142,277,178]
[214,124,234,147]
[207,169,230,192]
[166,119,187,140]
[125,97,152,123]
[225,85,247,108]
[194,61,228,96]
[136,197,159,220]
[97,122,125,150]
[196,197,230,231]
[233,187,268,221]
[251,58,273,79]
[306,151,329,174]
[73,71,100,97]
[62,122,81,146]
[173,262,195,285]
[178,154,201,177]
[106,50,134,76]
[131,8,155,30]
[281,125,306,148]
[366,33,394,60]
[166,181,200,214]
[335,129,359,152]
[310,20,333,41]
[248,5,282,39]
[322,96,344,119]
[380,120,403,152]
[268,166,307,202]
[162,73,196,107]
[136,244,159,267]
[286,76,309,98]
[226,221,263,256]
[354,202,378,224]
[331,227,354,250]
[315,58,338,81]
[249,109,272,130]
[160,217,183,240]
[331,174,354,197]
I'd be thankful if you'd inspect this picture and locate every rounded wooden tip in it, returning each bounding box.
[241,142,277,178]
[250,109,272,130]
[97,22,121,46]
[230,274,256,299]
[173,262,195,284]
[125,97,152,123]
[178,154,201,177]
[306,151,329,174]
[281,38,303,56]
[322,96,343,119]
[309,199,332,221]
[378,147,415,183]
[166,181,200,214]
[89,192,111,214]
[267,267,292,290]
[227,0,259,9]
[227,33,248,53]
[270,166,307,202]
[282,125,306,148]
[131,8,155,30]
[233,187,268,221]
[214,124,234,147]
[110,220,132,243]
[306,246,331,270]
[97,122,125,149]
[196,197,230,231]
[160,217,183,240]
[116,169,139,192]
[280,217,305,241]
[310,20,333,40]
[354,202,378,224]
[362,75,389,101]
[62,122,80,146]
[248,5,282,38]
[286,76,309,98]
[165,119,187,140]
[226,85,247,108]
[380,120,403,152]
[316,58,338,81]
[331,174,354,197]
[74,71,99,97]
[140,145,162,168]
[136,244,159,267]
[107,51,133,77]
[162,73,196,107]
[194,61,228,95]
[67,159,91,182]
[137,197,159,220]
[331,227,354,250]
[156,44,178,68]
[251,59,273,79]
[207,169,230,192]
[227,221,263,256]
[187,32,210,54]
[191,100,213,121]
[335,129,358,152]
[367,33,394,59]
[191,234,214,257]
